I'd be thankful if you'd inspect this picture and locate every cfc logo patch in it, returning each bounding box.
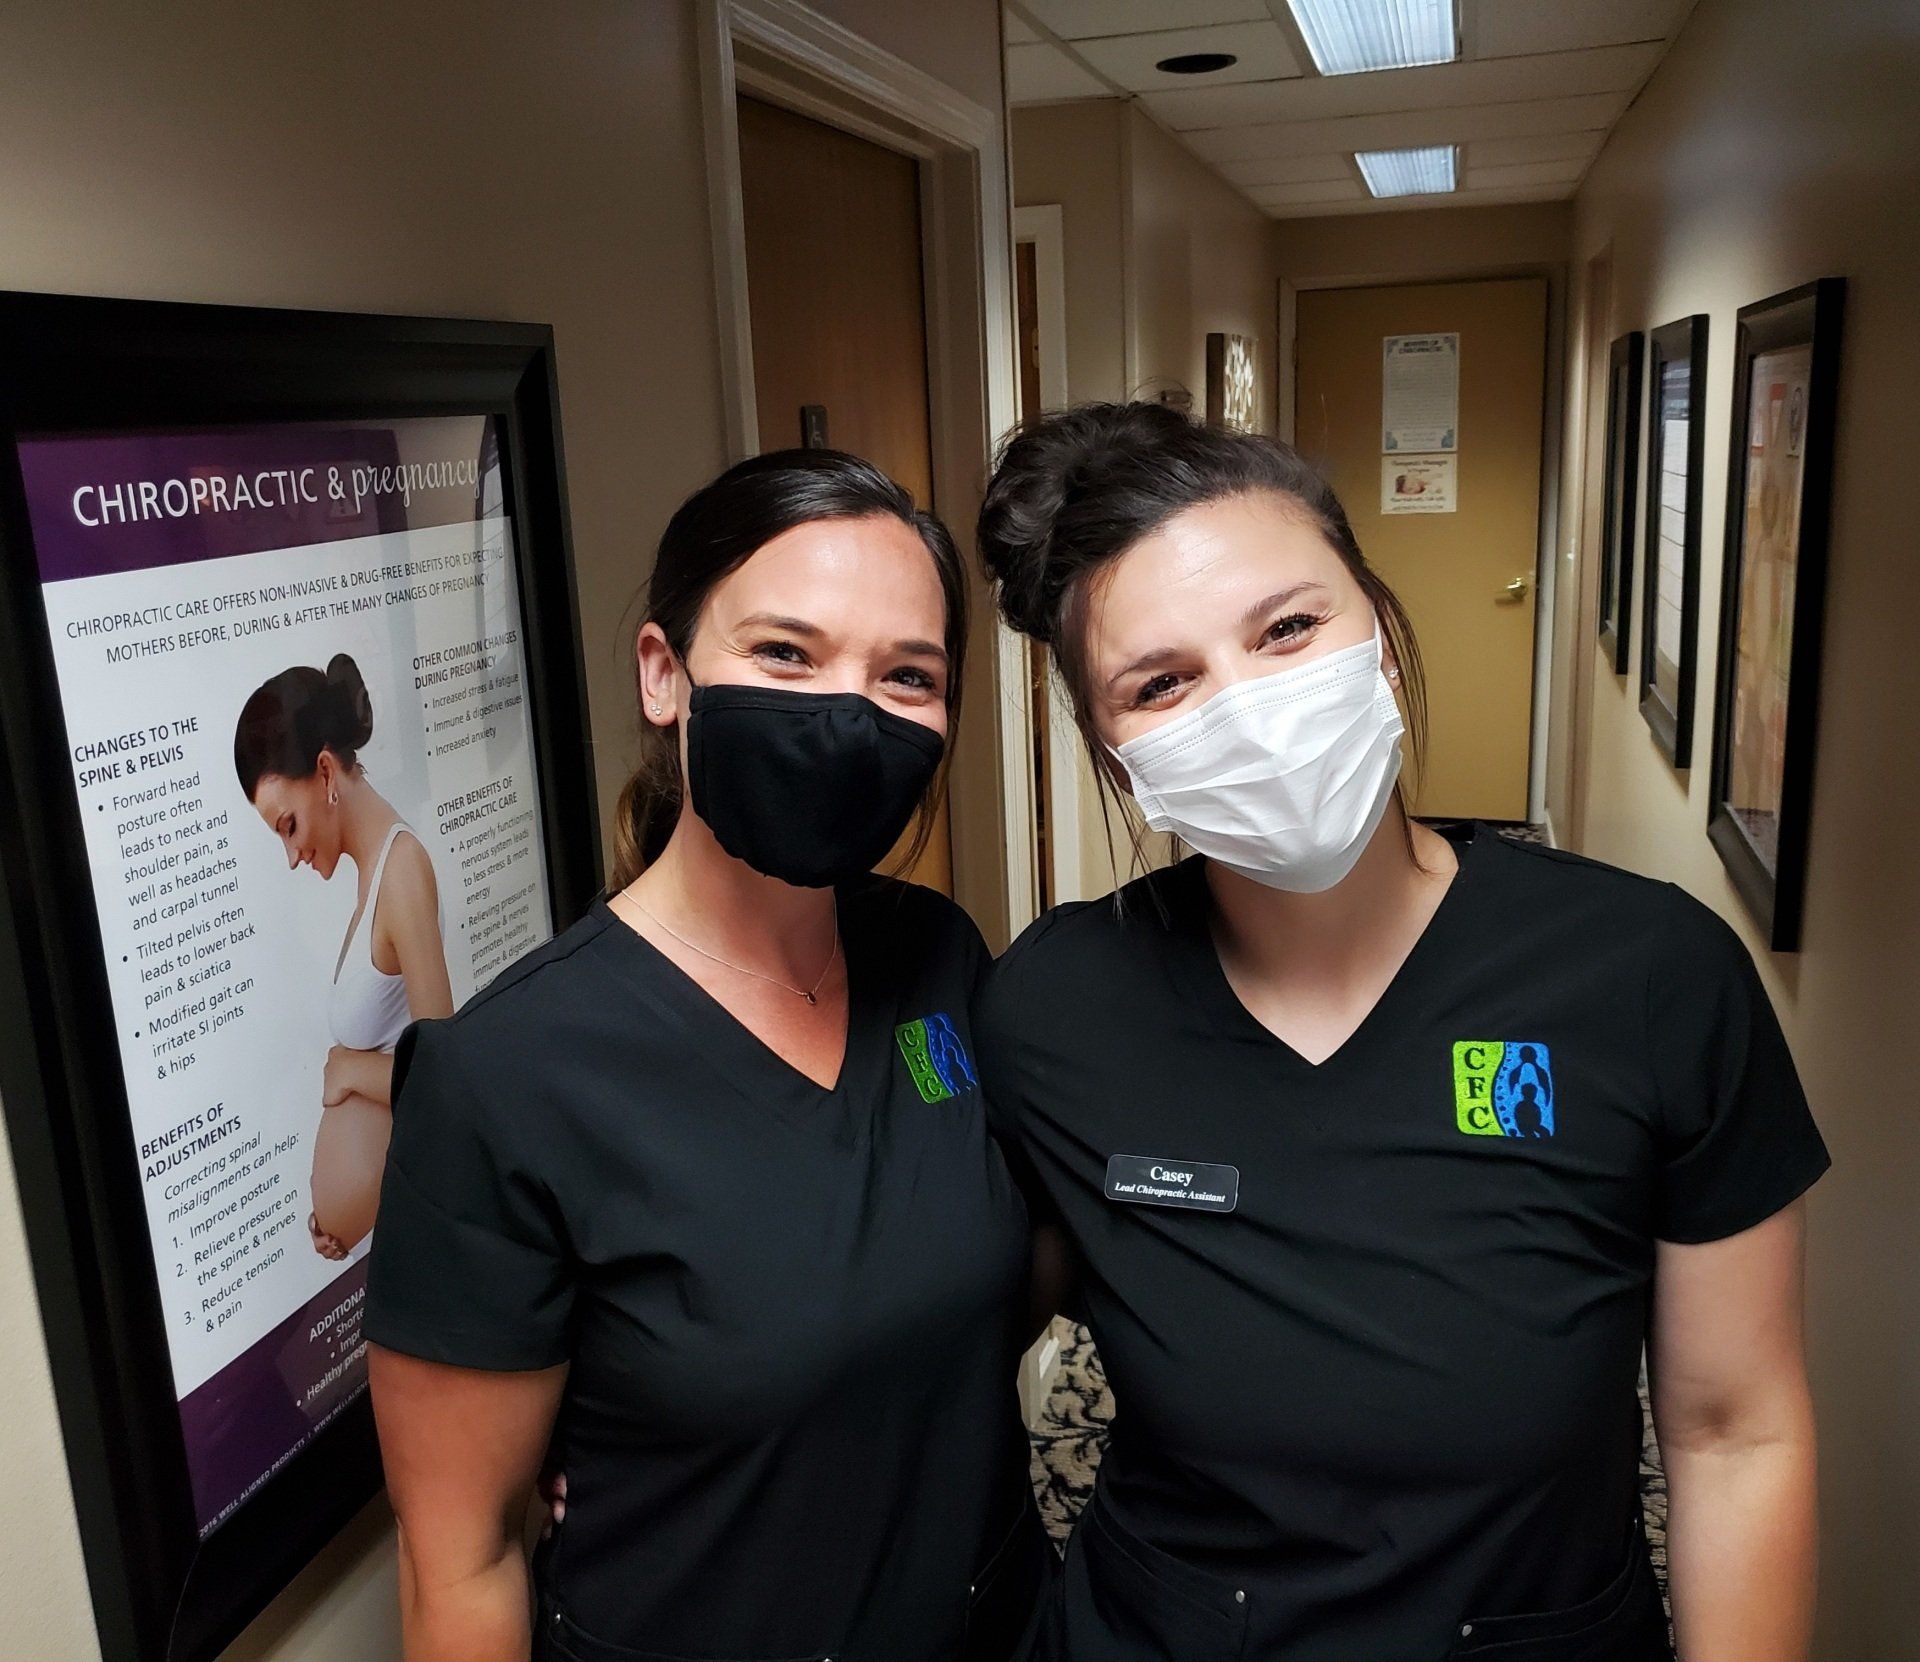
[895,1014,977,1103]
[1453,1041,1555,1138]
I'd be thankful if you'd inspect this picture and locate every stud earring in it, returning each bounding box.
[650,703,663,716]
[1386,665,1401,682]
[328,790,338,805]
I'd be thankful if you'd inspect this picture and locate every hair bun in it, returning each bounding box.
[324,653,374,751]
[978,402,1196,642]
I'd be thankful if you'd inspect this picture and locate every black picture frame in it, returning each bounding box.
[1639,315,1709,766]
[0,292,601,1661]
[1597,330,1645,675]
[1706,277,1845,951]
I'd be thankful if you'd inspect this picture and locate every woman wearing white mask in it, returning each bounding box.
[973,403,1827,1662]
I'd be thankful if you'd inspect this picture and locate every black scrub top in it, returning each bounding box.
[366,878,1048,1662]
[974,824,1829,1662]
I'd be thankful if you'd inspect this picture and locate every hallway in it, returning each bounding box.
[0,1,1915,1659]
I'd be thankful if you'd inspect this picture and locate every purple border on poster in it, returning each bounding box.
[18,417,501,585]
[177,1261,371,1535]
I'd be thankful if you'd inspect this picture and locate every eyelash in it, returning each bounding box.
[751,640,939,693]
[1131,612,1326,708]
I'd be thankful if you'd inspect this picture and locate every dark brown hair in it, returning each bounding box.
[977,402,1428,876]
[233,654,373,799]
[609,448,969,892]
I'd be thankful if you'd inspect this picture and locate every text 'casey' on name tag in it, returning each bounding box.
[1104,1154,1239,1213]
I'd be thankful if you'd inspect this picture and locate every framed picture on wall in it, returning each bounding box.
[0,292,600,1660]
[1597,330,1645,675]
[1706,277,1845,951]
[1206,331,1259,432]
[1639,314,1709,766]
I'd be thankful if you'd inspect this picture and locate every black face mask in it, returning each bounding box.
[684,682,945,888]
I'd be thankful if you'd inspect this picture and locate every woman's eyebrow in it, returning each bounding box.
[1239,581,1329,626]
[1106,645,1182,692]
[736,611,822,637]
[738,613,945,663]
[1106,582,1333,692]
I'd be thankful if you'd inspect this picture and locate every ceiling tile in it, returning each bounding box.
[1005,10,1040,43]
[1463,158,1590,188]
[1006,41,1113,102]
[1145,40,1663,129]
[1073,20,1303,90]
[1474,0,1694,58]
[1247,177,1365,207]
[1218,151,1356,186]
[1466,130,1605,168]
[1022,0,1269,40]
[1182,90,1631,162]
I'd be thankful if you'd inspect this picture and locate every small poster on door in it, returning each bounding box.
[1382,332,1459,452]
[1382,455,1457,514]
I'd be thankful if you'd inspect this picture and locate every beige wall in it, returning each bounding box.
[0,1,1003,1656]
[1011,101,1130,405]
[1126,107,1285,435]
[1011,101,1283,896]
[1272,199,1573,288]
[1556,0,1920,1653]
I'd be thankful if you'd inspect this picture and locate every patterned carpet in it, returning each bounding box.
[1026,823,1671,1608]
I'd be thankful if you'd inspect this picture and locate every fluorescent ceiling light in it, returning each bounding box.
[1286,0,1457,76]
[1355,144,1457,197]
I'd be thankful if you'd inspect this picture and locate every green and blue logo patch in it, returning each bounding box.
[1453,1040,1555,1138]
[895,1013,977,1103]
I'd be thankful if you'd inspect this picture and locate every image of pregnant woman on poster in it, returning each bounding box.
[235,653,453,1259]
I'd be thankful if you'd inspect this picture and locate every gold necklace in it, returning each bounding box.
[616,890,840,1006]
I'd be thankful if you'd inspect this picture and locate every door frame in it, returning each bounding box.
[1012,203,1085,904]
[1555,246,1613,851]
[1281,266,1566,828]
[696,0,1037,943]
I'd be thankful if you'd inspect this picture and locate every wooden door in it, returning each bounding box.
[1295,279,1547,822]
[735,94,951,890]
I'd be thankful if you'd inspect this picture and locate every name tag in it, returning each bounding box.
[1103,1154,1239,1213]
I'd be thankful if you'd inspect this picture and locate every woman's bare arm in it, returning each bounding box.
[1651,1201,1818,1662]
[385,833,454,1021]
[327,837,457,1109]
[370,1345,567,1662]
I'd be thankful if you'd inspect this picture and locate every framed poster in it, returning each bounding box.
[1597,331,1645,675]
[1205,331,1258,432]
[1707,278,1845,951]
[1639,314,1709,766]
[0,292,600,1660]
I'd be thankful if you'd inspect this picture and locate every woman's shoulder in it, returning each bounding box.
[842,873,989,964]
[1463,829,1756,973]
[1466,828,1694,919]
[981,860,1198,1012]
[435,901,620,1048]
[372,824,440,913]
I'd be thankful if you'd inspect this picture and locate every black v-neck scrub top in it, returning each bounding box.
[365,878,1049,1662]
[974,825,1830,1662]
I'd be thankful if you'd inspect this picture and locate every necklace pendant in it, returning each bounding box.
[804,990,817,1006]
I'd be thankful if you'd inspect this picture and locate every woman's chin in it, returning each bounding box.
[310,1093,389,1250]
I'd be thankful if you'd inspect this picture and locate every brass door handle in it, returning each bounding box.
[1500,576,1531,603]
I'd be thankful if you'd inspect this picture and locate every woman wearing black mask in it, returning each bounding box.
[365,451,1050,1662]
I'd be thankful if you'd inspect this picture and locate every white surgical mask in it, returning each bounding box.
[1112,619,1405,893]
